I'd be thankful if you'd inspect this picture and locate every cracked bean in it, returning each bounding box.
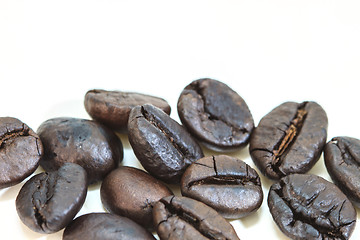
[0,117,43,189]
[324,136,360,208]
[15,163,87,234]
[153,196,240,240]
[249,101,328,180]
[268,174,356,240]
[177,78,254,152]
[128,104,204,184]
[181,155,263,219]
[100,166,173,229]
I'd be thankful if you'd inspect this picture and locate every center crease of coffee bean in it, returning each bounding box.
[270,102,308,176]
[334,140,360,168]
[0,124,30,148]
[192,84,249,138]
[140,106,190,158]
[274,180,354,240]
[31,173,58,231]
[159,196,221,240]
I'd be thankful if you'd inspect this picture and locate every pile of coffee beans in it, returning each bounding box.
[1,78,359,239]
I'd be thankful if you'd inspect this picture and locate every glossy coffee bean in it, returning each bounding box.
[153,196,240,240]
[100,166,173,229]
[177,78,254,152]
[16,163,87,234]
[181,155,263,219]
[128,104,204,184]
[268,174,356,240]
[250,101,328,180]
[0,117,43,189]
[63,213,155,240]
[84,89,171,132]
[37,117,123,184]
[324,136,360,208]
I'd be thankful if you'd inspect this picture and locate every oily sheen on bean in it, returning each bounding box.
[177,78,254,152]
[181,155,263,219]
[63,213,155,240]
[250,101,328,180]
[128,104,204,184]
[100,166,173,229]
[37,117,123,184]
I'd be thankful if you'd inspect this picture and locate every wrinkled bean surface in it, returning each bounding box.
[268,174,356,240]
[324,136,360,208]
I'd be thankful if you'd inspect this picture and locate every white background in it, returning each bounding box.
[1,0,360,239]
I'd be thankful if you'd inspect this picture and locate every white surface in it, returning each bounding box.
[1,0,360,239]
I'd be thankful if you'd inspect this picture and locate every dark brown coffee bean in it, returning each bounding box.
[250,101,328,180]
[63,213,156,240]
[324,136,360,208]
[100,166,173,229]
[181,155,263,219]
[153,196,240,240]
[177,78,254,152]
[16,163,87,234]
[0,117,43,189]
[37,117,123,184]
[268,174,356,240]
[84,89,171,132]
[128,104,204,184]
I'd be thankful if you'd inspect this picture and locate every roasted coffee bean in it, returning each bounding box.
[128,104,204,184]
[268,174,356,240]
[84,89,171,132]
[181,155,263,219]
[100,166,173,228]
[324,136,360,208]
[37,117,123,184]
[16,163,87,234]
[0,117,43,189]
[153,196,240,240]
[63,213,155,240]
[177,78,254,152]
[250,101,328,180]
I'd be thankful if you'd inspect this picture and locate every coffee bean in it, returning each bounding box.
[0,117,43,189]
[37,117,123,184]
[84,89,171,132]
[100,166,173,229]
[177,78,254,152]
[249,101,328,180]
[268,174,356,240]
[16,163,87,234]
[63,213,155,240]
[324,136,360,208]
[128,104,204,184]
[153,196,240,240]
[181,155,263,219]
